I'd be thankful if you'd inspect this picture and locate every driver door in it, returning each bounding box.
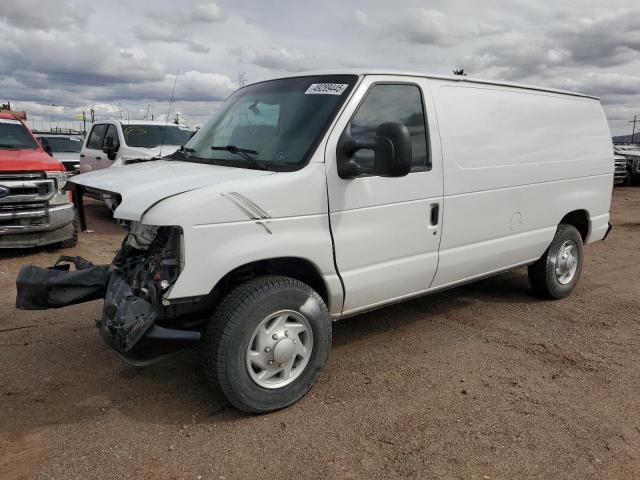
[80,123,109,173]
[325,76,443,315]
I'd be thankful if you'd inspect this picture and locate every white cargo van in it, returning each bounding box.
[17,70,613,413]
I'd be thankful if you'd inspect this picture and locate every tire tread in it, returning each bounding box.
[203,275,329,413]
[528,224,582,300]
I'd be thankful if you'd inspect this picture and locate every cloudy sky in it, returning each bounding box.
[1,0,639,135]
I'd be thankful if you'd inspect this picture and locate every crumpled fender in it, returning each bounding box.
[15,256,111,310]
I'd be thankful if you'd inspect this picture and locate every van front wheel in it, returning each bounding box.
[528,224,584,299]
[203,276,331,413]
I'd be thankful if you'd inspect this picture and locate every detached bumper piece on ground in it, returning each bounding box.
[15,227,200,365]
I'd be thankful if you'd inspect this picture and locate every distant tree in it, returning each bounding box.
[453,69,467,76]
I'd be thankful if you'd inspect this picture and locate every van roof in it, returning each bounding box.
[253,68,599,100]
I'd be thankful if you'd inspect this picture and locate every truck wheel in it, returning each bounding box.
[528,224,584,299]
[58,219,79,249]
[203,275,331,413]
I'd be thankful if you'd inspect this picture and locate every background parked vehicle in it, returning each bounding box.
[79,120,194,174]
[614,154,630,185]
[0,113,77,248]
[614,144,640,185]
[36,133,83,174]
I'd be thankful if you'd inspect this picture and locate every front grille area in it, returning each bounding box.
[0,172,45,181]
[0,173,53,232]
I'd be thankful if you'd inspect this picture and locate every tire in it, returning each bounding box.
[58,218,79,249]
[528,224,584,299]
[202,275,331,413]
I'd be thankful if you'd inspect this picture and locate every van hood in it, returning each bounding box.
[70,159,275,221]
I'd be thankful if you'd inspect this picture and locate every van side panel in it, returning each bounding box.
[429,82,613,289]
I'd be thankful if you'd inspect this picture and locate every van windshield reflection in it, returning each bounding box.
[176,75,357,171]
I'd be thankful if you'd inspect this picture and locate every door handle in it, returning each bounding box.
[79,154,85,158]
[430,203,440,226]
[96,156,101,160]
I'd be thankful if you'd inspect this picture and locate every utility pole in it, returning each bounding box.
[237,72,246,89]
[630,115,638,144]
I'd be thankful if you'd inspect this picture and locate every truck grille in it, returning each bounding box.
[0,172,54,231]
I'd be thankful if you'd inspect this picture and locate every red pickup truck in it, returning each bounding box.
[0,113,77,248]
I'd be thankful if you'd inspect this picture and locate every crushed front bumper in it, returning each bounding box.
[16,256,200,365]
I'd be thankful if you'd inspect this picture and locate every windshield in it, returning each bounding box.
[123,124,193,148]
[0,119,38,149]
[181,75,357,170]
[38,136,83,153]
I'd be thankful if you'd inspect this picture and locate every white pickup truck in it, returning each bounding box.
[17,70,613,413]
[79,120,194,172]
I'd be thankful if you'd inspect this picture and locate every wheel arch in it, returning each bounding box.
[559,209,590,242]
[209,256,332,309]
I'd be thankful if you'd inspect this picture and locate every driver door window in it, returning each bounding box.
[104,124,120,151]
[86,124,108,150]
[348,84,429,174]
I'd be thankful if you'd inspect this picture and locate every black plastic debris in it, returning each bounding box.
[100,273,157,352]
[15,256,111,310]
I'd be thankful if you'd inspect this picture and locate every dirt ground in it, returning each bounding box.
[1,189,639,480]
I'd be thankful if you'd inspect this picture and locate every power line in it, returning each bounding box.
[630,115,638,143]
[237,72,246,89]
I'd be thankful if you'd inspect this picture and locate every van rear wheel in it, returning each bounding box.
[528,224,584,299]
[202,275,331,413]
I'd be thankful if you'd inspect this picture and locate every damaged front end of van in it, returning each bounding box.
[14,157,278,365]
[16,221,201,365]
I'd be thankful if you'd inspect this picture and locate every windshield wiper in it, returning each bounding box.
[0,144,19,149]
[211,145,267,170]
[167,146,197,161]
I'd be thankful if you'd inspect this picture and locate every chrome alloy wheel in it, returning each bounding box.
[246,310,313,389]
[554,239,579,285]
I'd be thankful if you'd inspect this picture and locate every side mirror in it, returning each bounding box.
[337,122,412,179]
[102,136,117,161]
[42,143,53,156]
[372,122,412,177]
